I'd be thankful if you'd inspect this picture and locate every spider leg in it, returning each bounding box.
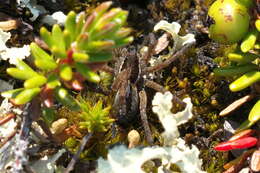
[139,90,153,145]
[145,43,194,73]
[100,64,114,74]
[145,80,187,107]
[145,80,167,93]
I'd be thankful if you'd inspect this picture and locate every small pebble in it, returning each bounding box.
[250,150,260,172]
[128,129,140,148]
[50,118,68,135]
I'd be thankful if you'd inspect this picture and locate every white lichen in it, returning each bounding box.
[17,0,47,21]
[0,98,22,139]
[41,12,67,26]
[98,139,204,173]
[154,20,195,53]
[152,91,193,145]
[0,98,22,116]
[97,92,205,173]
[30,149,66,173]
[0,29,30,65]
[149,20,195,66]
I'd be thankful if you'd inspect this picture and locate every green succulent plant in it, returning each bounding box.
[78,99,114,132]
[1,1,133,110]
[209,0,260,129]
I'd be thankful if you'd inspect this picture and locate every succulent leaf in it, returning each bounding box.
[65,11,77,41]
[51,24,66,56]
[46,74,61,89]
[248,100,260,123]
[59,64,73,81]
[40,27,53,48]
[88,52,113,62]
[30,42,53,61]
[1,1,132,107]
[14,88,41,105]
[75,63,100,83]
[34,59,58,70]
[55,87,79,111]
[7,68,37,80]
[24,75,47,89]
[1,88,24,99]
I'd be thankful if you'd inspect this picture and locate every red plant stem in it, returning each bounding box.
[0,112,15,125]
[0,129,17,148]
[60,49,74,65]
[40,86,54,108]
[223,149,253,173]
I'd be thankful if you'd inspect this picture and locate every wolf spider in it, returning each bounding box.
[110,33,193,145]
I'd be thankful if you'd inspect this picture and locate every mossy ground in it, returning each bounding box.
[1,0,256,172]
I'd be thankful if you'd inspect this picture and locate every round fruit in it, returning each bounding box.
[208,0,250,44]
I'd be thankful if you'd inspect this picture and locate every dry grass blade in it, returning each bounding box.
[0,19,19,31]
[219,94,254,116]
[153,33,169,55]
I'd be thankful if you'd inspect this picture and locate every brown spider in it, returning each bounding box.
[110,33,194,145]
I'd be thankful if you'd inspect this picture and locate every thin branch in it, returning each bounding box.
[36,119,54,141]
[64,132,93,173]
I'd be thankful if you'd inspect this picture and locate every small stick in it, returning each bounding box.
[20,104,33,140]
[0,112,15,125]
[139,90,153,145]
[13,103,32,173]
[223,149,252,173]
[64,132,93,173]
[36,119,54,141]
[0,129,16,148]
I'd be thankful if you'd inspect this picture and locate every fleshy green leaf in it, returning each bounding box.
[24,75,47,89]
[75,63,100,83]
[14,88,41,105]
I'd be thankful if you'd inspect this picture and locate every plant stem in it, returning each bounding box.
[64,132,93,173]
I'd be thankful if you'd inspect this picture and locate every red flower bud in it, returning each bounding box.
[214,137,258,151]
